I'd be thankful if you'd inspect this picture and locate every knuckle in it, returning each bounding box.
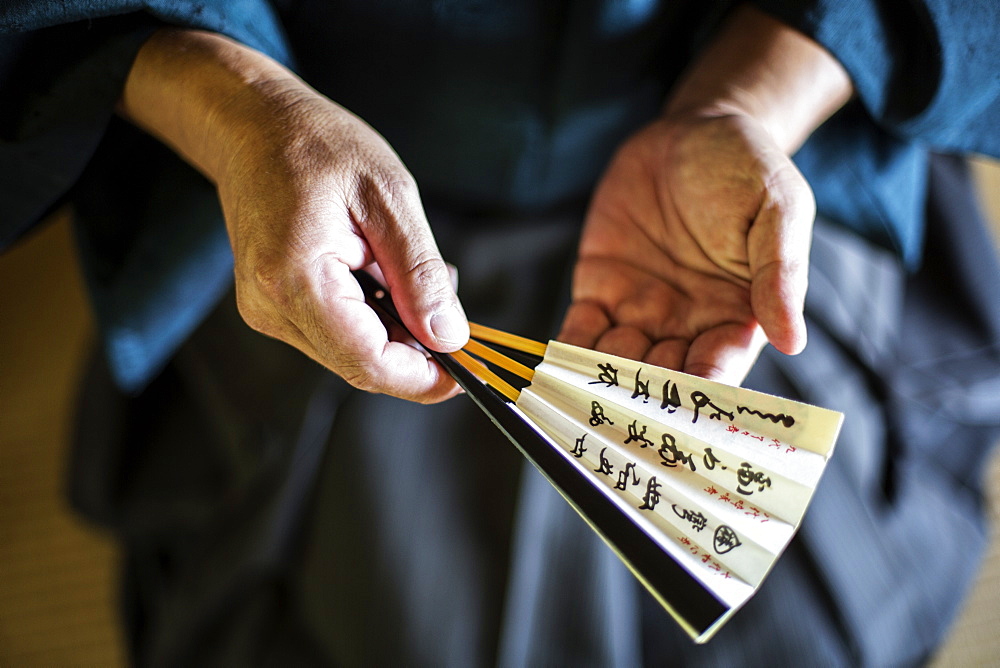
[770,164,816,218]
[339,360,383,394]
[376,167,420,207]
[235,287,279,338]
[349,167,420,227]
[243,251,299,314]
[401,252,455,310]
[405,253,449,291]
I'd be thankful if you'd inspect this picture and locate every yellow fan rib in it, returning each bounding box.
[451,349,521,402]
[469,322,547,357]
[463,339,536,382]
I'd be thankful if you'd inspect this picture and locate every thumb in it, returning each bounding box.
[747,164,813,355]
[362,178,469,353]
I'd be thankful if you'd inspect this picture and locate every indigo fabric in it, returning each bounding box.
[2,0,999,389]
[1,1,290,390]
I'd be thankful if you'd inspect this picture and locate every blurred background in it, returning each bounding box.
[1,159,999,666]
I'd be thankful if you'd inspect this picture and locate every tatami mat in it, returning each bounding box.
[0,212,125,667]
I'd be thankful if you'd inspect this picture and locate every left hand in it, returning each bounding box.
[558,111,815,385]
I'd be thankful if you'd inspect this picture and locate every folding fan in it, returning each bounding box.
[355,271,843,643]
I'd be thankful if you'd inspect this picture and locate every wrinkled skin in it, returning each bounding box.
[559,112,814,385]
[215,87,470,404]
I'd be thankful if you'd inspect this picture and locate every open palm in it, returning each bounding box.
[559,113,815,384]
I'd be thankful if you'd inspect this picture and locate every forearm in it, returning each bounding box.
[664,4,853,154]
[117,29,307,184]
[116,28,468,402]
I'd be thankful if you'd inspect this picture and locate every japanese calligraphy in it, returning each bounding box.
[516,339,843,612]
[736,462,772,495]
[677,536,732,579]
[657,432,696,471]
[589,362,620,387]
[624,419,654,448]
[702,447,724,471]
[729,428,799,455]
[615,462,640,490]
[737,405,796,428]
[660,379,682,413]
[594,447,614,476]
[713,525,743,554]
[589,400,614,427]
[631,368,650,403]
[639,476,662,511]
[690,391,735,424]
[710,488,770,522]
[672,504,708,532]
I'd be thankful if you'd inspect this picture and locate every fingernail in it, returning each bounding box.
[430,305,469,347]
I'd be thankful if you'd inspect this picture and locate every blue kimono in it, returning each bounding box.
[3,2,1000,665]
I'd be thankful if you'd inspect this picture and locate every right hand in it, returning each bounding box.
[122,30,469,403]
[220,91,469,403]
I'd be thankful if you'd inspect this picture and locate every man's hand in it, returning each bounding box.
[560,5,853,385]
[559,112,813,385]
[120,30,468,403]
[219,92,469,403]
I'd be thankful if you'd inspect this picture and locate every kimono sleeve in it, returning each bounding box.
[0,1,292,391]
[752,0,1000,157]
[0,1,291,249]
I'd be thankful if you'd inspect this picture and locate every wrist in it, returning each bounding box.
[119,29,308,183]
[663,4,852,154]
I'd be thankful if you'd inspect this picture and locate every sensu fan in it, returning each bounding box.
[356,270,842,643]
